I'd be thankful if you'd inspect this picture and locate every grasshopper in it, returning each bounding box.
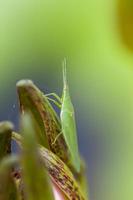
[47,59,80,173]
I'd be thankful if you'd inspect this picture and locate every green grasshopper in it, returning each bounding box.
[46,59,80,173]
[61,59,80,173]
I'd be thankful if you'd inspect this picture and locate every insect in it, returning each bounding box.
[46,59,80,173]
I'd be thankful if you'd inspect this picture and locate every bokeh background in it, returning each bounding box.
[0,0,133,200]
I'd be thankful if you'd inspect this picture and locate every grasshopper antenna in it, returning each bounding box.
[62,58,68,89]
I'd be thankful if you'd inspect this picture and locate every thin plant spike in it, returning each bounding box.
[0,155,18,200]
[20,113,55,200]
[60,59,80,173]
[0,121,13,160]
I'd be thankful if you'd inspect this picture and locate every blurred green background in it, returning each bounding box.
[0,0,133,199]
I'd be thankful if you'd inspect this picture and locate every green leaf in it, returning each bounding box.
[20,113,54,200]
[17,80,68,163]
[0,155,18,200]
[60,63,80,173]
[0,121,13,160]
[16,80,48,148]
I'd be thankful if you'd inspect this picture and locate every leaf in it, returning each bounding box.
[20,113,54,200]
[0,121,13,160]
[17,80,68,163]
[60,63,80,173]
[0,155,18,200]
[12,132,85,200]
[16,80,48,148]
